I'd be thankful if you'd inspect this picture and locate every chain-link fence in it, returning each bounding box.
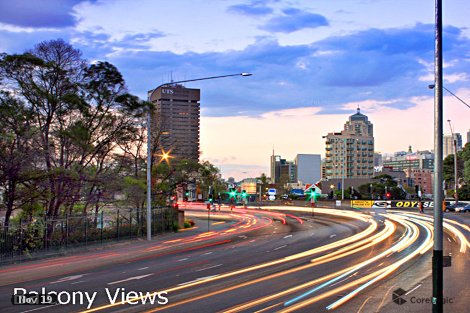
[0,207,178,263]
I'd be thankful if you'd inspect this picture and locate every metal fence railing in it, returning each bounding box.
[0,207,178,263]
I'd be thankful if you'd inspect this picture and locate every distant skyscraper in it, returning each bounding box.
[456,133,463,151]
[467,129,470,144]
[270,152,281,183]
[150,84,200,161]
[374,152,383,166]
[324,108,374,178]
[444,133,462,159]
[270,152,297,184]
[295,154,321,184]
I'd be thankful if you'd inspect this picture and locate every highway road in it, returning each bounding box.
[0,204,468,313]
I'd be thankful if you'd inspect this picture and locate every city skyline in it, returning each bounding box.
[1,0,469,180]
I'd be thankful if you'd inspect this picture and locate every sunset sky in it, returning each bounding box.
[1,0,469,180]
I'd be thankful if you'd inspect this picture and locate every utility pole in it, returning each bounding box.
[433,1,444,312]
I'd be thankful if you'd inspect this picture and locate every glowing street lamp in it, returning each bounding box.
[156,148,173,165]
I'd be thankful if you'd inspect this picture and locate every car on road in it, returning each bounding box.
[455,203,470,213]
[444,203,460,212]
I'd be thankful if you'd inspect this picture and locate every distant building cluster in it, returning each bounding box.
[146,84,467,199]
[270,153,321,186]
[266,106,467,198]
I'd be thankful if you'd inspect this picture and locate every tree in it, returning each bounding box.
[357,174,405,199]
[197,161,225,199]
[257,173,269,199]
[0,92,38,226]
[0,39,144,222]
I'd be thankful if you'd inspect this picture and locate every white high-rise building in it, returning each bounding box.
[324,108,374,179]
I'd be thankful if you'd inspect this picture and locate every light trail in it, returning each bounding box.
[279,212,428,312]
[325,214,434,310]
[77,206,467,313]
[78,207,377,313]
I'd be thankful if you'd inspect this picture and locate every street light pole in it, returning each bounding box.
[447,120,458,204]
[428,85,470,109]
[432,1,444,312]
[146,73,252,240]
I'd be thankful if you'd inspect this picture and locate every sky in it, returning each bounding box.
[1,0,469,180]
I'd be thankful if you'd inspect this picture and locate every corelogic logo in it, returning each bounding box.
[392,288,407,305]
[392,286,455,306]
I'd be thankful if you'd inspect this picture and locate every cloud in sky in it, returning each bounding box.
[228,1,274,16]
[261,8,329,33]
[0,0,89,28]
[92,23,468,117]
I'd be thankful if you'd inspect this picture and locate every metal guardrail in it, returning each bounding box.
[0,207,177,263]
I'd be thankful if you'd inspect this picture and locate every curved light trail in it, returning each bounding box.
[77,204,469,313]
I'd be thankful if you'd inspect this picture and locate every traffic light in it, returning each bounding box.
[241,190,247,199]
[229,188,237,199]
[386,192,391,199]
[208,186,214,203]
[307,188,318,201]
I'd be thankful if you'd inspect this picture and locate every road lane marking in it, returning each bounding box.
[20,304,60,312]
[177,258,188,262]
[202,252,213,255]
[283,235,293,239]
[195,264,222,272]
[177,275,219,286]
[107,274,153,285]
[329,234,337,238]
[49,274,85,284]
[71,280,85,285]
[405,283,422,295]
[274,245,287,251]
[138,267,149,271]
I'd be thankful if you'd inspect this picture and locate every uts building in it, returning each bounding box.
[149,84,200,161]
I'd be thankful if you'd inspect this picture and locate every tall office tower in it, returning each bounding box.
[270,152,281,184]
[149,84,200,161]
[443,133,462,159]
[374,152,383,166]
[456,133,463,151]
[324,108,374,179]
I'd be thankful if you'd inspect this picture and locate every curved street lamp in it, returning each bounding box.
[428,84,470,109]
[146,73,252,240]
